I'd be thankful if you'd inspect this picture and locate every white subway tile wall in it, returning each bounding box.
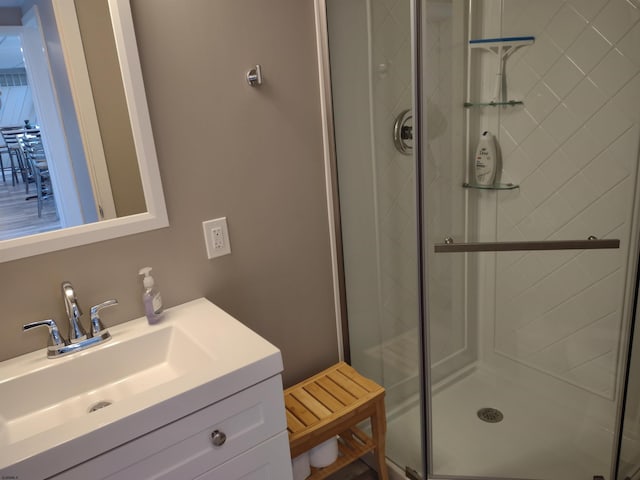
[493,0,640,397]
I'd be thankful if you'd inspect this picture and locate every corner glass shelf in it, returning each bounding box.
[464,100,524,108]
[463,182,519,190]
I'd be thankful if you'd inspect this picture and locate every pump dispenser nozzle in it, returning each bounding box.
[139,267,155,288]
[138,266,163,324]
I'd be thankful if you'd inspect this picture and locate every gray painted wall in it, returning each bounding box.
[0,0,339,387]
[0,7,22,25]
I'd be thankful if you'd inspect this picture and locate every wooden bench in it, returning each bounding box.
[284,362,388,480]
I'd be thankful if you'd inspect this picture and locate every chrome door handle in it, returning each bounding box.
[434,237,620,253]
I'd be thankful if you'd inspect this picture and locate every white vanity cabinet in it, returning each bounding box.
[0,299,293,480]
[53,374,293,480]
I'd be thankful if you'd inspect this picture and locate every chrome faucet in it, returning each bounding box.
[23,282,117,358]
[62,281,87,343]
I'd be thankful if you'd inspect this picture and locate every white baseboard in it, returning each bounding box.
[360,451,416,479]
[388,460,408,479]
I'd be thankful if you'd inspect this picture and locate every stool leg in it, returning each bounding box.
[371,398,389,480]
[0,152,5,183]
[9,152,19,186]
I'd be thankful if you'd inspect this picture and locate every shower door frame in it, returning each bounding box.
[615,265,640,480]
[412,1,431,479]
[312,0,351,366]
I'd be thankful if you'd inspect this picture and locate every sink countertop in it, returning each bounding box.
[0,297,283,479]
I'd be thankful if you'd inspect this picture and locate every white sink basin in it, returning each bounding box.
[1,325,211,446]
[0,298,283,478]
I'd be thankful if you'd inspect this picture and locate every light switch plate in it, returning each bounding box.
[202,217,231,259]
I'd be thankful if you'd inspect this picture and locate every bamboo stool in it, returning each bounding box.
[284,362,388,480]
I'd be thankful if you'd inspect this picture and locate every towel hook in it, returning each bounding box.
[246,64,263,87]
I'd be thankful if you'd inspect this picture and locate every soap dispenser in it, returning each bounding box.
[139,267,163,324]
[473,131,498,186]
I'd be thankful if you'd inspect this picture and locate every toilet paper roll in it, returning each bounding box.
[309,436,339,468]
[291,452,310,480]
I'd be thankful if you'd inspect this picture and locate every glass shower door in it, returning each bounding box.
[422,1,640,479]
[326,0,423,475]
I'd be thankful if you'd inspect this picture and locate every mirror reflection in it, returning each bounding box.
[0,0,146,242]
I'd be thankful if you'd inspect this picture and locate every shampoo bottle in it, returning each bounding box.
[473,131,497,186]
[139,267,163,324]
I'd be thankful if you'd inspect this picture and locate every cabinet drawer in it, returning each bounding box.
[195,431,292,480]
[54,375,286,480]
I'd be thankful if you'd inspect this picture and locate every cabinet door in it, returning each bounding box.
[195,431,293,480]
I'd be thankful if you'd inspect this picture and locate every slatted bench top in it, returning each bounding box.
[284,362,385,450]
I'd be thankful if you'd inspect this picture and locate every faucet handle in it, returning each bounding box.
[90,299,118,338]
[23,319,67,352]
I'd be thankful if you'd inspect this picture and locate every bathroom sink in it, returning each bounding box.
[0,298,283,477]
[1,324,211,446]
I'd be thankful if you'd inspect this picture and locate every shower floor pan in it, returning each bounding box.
[386,366,613,479]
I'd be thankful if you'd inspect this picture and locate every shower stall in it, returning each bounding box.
[322,0,640,479]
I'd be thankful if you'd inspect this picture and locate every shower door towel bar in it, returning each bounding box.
[434,238,620,253]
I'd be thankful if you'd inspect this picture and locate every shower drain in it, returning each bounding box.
[88,401,112,413]
[477,407,504,423]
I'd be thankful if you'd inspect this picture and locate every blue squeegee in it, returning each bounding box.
[469,36,535,101]
[469,36,535,45]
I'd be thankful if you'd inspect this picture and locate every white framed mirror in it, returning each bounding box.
[0,0,168,263]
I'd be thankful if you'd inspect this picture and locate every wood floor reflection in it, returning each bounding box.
[0,177,60,241]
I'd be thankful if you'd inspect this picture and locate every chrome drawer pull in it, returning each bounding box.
[211,430,227,446]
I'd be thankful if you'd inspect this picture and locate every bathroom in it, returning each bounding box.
[1,0,639,479]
